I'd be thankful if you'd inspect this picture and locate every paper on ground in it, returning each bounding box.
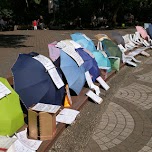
[0,136,16,150]
[7,140,35,152]
[33,54,64,89]
[86,90,103,104]
[56,108,80,124]
[96,76,110,91]
[0,82,11,99]
[32,103,61,113]
[15,129,42,151]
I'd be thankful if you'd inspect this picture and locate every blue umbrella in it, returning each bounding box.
[146,24,152,39]
[71,33,97,53]
[60,50,86,95]
[71,33,111,71]
[11,53,65,108]
[75,48,100,82]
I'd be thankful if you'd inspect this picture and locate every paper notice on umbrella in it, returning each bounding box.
[32,103,61,113]
[0,136,16,150]
[62,45,84,66]
[56,108,80,124]
[86,90,103,104]
[33,54,64,89]
[0,82,11,99]
[69,40,82,49]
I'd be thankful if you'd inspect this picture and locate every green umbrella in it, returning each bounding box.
[101,39,122,59]
[0,77,24,136]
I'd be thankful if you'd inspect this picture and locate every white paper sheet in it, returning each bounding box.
[16,130,42,151]
[98,66,110,70]
[56,108,80,124]
[96,76,110,91]
[59,108,80,116]
[32,103,61,113]
[62,45,84,66]
[33,54,64,89]
[69,40,82,49]
[0,136,16,150]
[7,140,35,152]
[86,90,103,104]
[0,82,11,99]
[128,47,149,57]
[85,71,100,95]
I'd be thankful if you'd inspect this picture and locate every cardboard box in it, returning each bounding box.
[27,109,56,140]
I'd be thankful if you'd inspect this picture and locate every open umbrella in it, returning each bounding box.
[70,34,112,71]
[0,77,24,136]
[101,39,122,59]
[110,31,125,47]
[71,32,97,53]
[58,39,100,82]
[60,50,86,95]
[48,41,60,62]
[75,47,100,82]
[136,26,149,40]
[92,51,111,72]
[146,24,152,39]
[11,53,65,108]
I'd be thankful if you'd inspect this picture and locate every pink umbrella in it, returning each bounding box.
[48,41,60,62]
[136,26,149,40]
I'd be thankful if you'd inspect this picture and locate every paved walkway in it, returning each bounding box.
[84,56,152,152]
[0,29,152,152]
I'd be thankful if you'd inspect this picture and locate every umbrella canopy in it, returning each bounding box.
[136,26,149,40]
[146,24,152,39]
[71,32,97,53]
[60,50,86,95]
[110,32,125,47]
[0,77,24,136]
[57,39,100,82]
[11,53,65,108]
[75,48,100,82]
[92,51,111,72]
[101,39,122,59]
[48,41,60,62]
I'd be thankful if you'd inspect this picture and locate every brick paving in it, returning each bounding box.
[84,47,152,152]
[0,29,152,152]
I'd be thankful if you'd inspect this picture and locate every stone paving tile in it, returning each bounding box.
[91,102,135,150]
[137,71,152,83]
[115,83,152,110]
[133,67,144,73]
[144,57,152,64]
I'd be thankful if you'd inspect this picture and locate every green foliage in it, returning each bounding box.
[34,0,41,4]
[0,9,13,18]
[0,0,152,26]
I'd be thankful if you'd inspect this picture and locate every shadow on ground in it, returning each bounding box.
[0,34,33,48]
